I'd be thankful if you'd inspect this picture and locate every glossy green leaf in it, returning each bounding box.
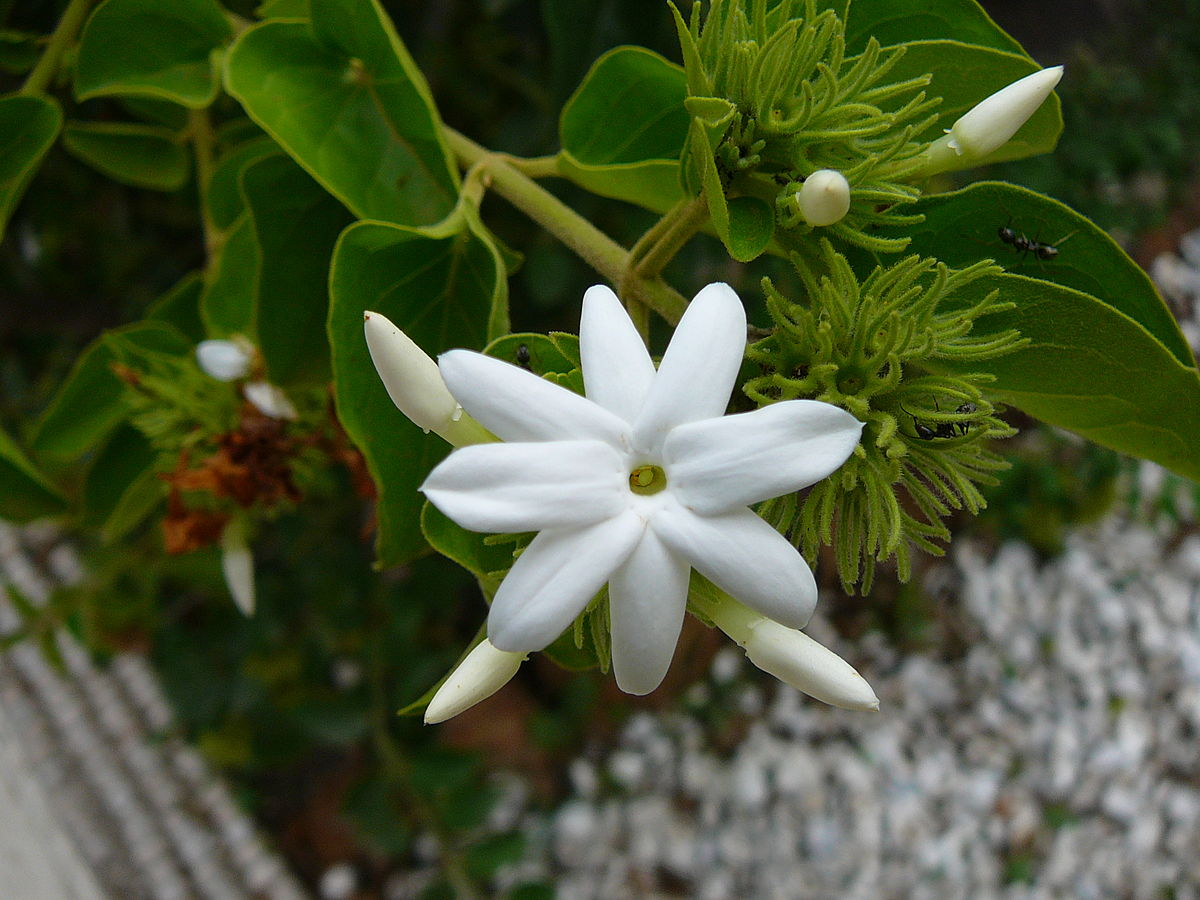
[225,0,459,225]
[894,182,1195,370]
[257,0,309,17]
[0,428,67,522]
[0,94,61,243]
[200,213,259,337]
[558,46,689,212]
[883,40,1061,166]
[243,154,353,385]
[81,424,162,540]
[75,0,232,107]
[843,0,1025,57]
[119,96,190,130]
[206,136,280,230]
[328,212,507,567]
[62,121,189,191]
[31,321,191,459]
[146,271,206,342]
[933,273,1200,482]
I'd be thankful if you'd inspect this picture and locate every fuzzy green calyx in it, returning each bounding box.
[672,0,939,255]
[746,242,1028,593]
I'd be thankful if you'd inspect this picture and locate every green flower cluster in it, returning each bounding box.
[745,243,1027,592]
[673,0,937,253]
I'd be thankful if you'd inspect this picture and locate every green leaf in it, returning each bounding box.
[843,0,1026,58]
[883,40,1061,166]
[483,332,579,376]
[224,0,459,225]
[725,195,775,263]
[119,96,190,130]
[0,427,67,522]
[31,321,191,459]
[935,273,1200,482]
[206,136,280,230]
[75,0,232,107]
[257,0,309,17]
[894,182,1195,370]
[62,121,189,191]
[328,213,507,567]
[0,94,62,243]
[0,29,40,73]
[243,154,353,385]
[200,213,260,337]
[421,502,513,595]
[81,424,162,540]
[146,271,206,342]
[557,46,689,213]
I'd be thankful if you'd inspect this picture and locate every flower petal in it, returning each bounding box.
[608,528,690,695]
[631,283,747,456]
[488,511,644,652]
[422,440,628,533]
[665,400,862,514]
[440,349,629,447]
[580,284,656,423]
[652,500,815,628]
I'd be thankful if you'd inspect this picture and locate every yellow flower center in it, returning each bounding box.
[628,464,667,495]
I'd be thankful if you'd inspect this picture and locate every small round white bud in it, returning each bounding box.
[196,338,252,381]
[797,169,851,227]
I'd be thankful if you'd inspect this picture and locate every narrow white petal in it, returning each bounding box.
[488,512,645,652]
[421,440,627,533]
[652,501,815,628]
[196,339,252,381]
[424,639,526,724]
[631,283,746,456]
[580,284,656,423]
[608,529,690,695]
[666,400,862,514]
[220,520,255,616]
[440,349,629,447]
[744,620,879,711]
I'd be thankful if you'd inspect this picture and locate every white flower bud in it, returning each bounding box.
[363,311,492,446]
[220,519,255,616]
[743,618,879,711]
[797,169,851,227]
[926,66,1063,173]
[196,338,253,381]
[243,380,298,420]
[424,639,526,724]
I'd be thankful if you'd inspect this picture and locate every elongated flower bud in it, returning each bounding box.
[243,380,298,420]
[701,591,878,711]
[196,338,253,381]
[797,169,851,227]
[364,311,492,447]
[220,519,255,616]
[743,619,879,711]
[924,66,1063,174]
[424,640,526,724]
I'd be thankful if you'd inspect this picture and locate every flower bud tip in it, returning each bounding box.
[424,640,526,724]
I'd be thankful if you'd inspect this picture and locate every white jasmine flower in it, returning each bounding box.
[220,518,255,616]
[424,639,527,724]
[243,380,298,420]
[196,337,254,381]
[797,169,851,227]
[417,283,863,696]
[925,66,1063,173]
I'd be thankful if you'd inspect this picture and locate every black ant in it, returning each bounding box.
[902,402,977,440]
[515,343,532,371]
[997,217,1074,261]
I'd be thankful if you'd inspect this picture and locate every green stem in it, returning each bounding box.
[188,109,219,258]
[20,0,94,96]
[444,127,689,325]
[633,193,710,279]
[505,154,560,178]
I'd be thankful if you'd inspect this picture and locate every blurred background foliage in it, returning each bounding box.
[3,0,1200,895]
